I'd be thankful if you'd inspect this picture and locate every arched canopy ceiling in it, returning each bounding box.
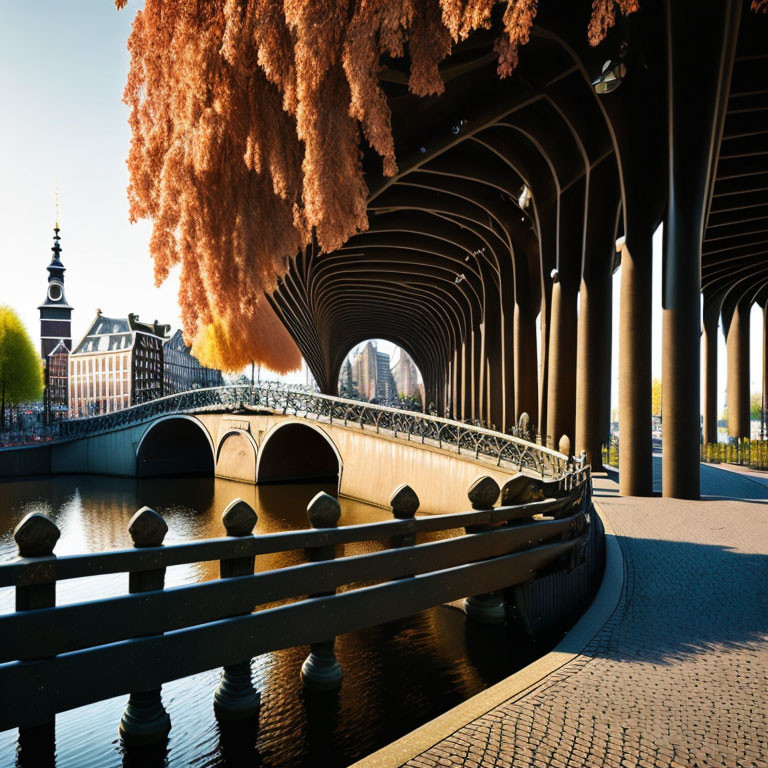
[702,6,768,326]
[270,3,647,394]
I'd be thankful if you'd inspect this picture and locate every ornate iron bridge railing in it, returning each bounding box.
[58,383,575,478]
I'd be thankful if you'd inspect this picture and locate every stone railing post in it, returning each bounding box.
[301,492,343,690]
[559,434,573,492]
[119,507,171,745]
[14,512,60,768]
[389,484,419,549]
[462,476,505,624]
[214,499,261,721]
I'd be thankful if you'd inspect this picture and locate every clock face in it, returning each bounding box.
[47,282,63,302]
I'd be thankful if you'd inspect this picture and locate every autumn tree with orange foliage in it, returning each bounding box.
[114,0,763,372]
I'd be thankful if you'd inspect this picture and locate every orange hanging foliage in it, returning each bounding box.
[116,0,642,371]
[588,0,639,46]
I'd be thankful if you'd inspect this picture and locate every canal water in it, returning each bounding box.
[0,475,556,768]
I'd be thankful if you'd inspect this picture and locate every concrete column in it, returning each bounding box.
[726,298,751,439]
[619,236,653,496]
[452,346,459,419]
[576,262,612,468]
[546,184,583,450]
[461,337,471,420]
[763,302,768,439]
[538,278,551,442]
[471,327,480,422]
[484,285,504,431]
[546,280,577,449]
[702,310,719,445]
[662,0,740,499]
[513,298,538,428]
[600,270,614,452]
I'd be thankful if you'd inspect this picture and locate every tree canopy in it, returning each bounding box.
[0,307,43,429]
[114,0,764,371]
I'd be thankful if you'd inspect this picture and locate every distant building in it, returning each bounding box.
[338,358,356,398]
[163,329,224,394]
[352,342,396,402]
[391,349,420,399]
[46,341,70,414]
[38,225,73,414]
[302,359,318,390]
[69,312,170,417]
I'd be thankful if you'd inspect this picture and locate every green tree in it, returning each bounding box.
[651,378,662,417]
[751,392,763,421]
[0,307,43,432]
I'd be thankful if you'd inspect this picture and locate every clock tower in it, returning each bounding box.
[38,224,73,359]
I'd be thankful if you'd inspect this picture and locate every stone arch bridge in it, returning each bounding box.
[53,385,572,514]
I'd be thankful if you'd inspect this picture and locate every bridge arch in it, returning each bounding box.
[256,421,341,487]
[215,429,258,483]
[136,415,215,478]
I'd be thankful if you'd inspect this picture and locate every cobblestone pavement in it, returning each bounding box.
[403,460,768,768]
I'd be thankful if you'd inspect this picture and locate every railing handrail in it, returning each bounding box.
[0,504,586,664]
[0,492,579,588]
[60,381,308,427]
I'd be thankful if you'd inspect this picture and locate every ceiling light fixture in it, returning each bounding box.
[593,58,627,94]
[518,185,532,210]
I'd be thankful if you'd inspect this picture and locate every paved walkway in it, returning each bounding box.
[400,460,768,768]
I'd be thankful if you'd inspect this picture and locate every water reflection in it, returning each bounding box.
[0,475,553,768]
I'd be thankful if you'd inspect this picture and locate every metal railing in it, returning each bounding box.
[57,383,574,478]
[0,469,592,747]
[701,438,768,471]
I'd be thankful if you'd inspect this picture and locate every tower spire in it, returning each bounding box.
[51,224,62,263]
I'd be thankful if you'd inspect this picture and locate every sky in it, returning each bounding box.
[0,1,183,352]
[0,2,764,411]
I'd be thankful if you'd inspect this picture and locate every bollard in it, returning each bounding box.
[120,507,172,745]
[389,484,419,580]
[214,499,261,720]
[300,492,343,691]
[462,476,505,624]
[14,513,60,768]
[500,473,544,507]
[389,484,419,548]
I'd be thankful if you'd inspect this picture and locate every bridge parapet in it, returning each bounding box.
[58,384,575,480]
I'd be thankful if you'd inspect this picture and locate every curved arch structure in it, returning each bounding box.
[264,1,767,500]
[256,422,342,486]
[269,10,647,480]
[215,430,258,484]
[136,416,215,478]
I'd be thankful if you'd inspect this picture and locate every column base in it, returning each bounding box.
[463,592,506,624]
[301,640,343,690]
[119,689,171,746]
[214,661,261,721]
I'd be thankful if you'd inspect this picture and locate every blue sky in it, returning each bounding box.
[0,2,763,410]
[0,0,181,352]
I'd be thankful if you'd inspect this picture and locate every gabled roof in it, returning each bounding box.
[47,339,70,358]
[72,312,169,355]
[163,328,189,352]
